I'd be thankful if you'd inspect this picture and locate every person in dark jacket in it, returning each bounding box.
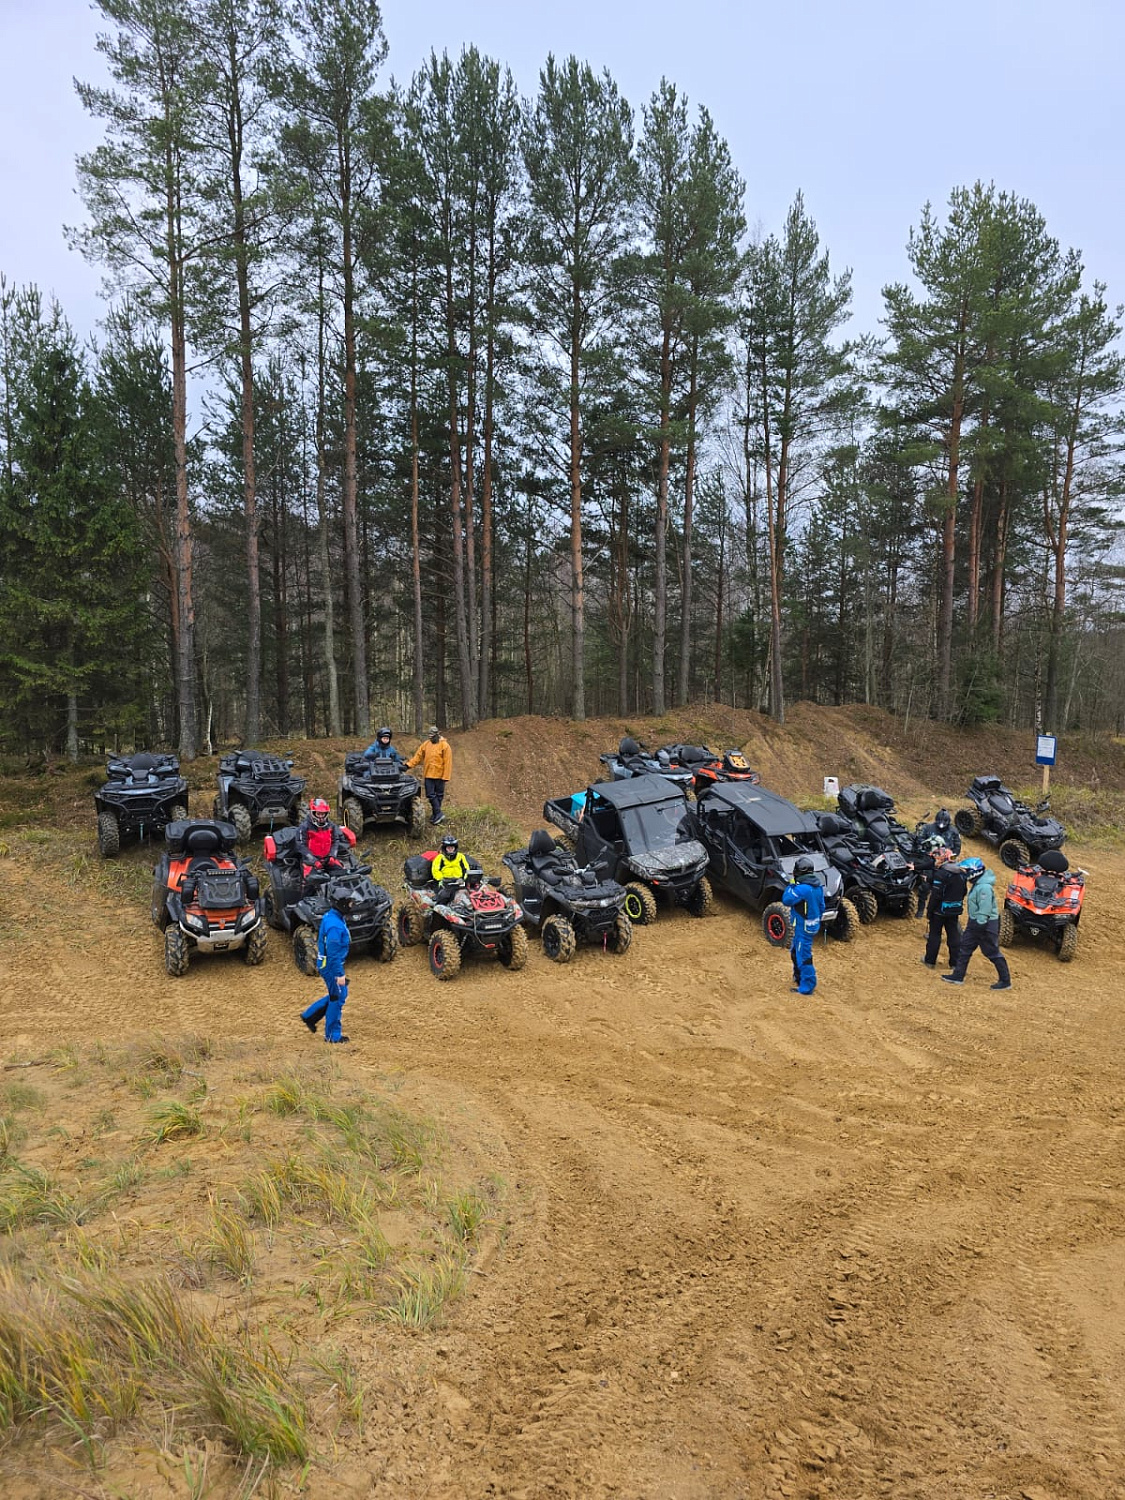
[942,862,1012,990]
[921,847,965,968]
[782,855,825,995]
[300,883,354,1043]
[363,726,404,763]
[917,807,961,857]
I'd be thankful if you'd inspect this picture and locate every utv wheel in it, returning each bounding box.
[1058,922,1079,963]
[553,833,576,854]
[292,924,319,977]
[607,911,632,955]
[954,807,980,837]
[499,923,528,971]
[541,914,576,964]
[263,887,283,930]
[230,803,254,844]
[410,798,427,838]
[169,802,188,825]
[623,883,657,925]
[762,901,793,949]
[243,922,268,966]
[1000,838,1030,870]
[851,888,879,924]
[343,797,365,837]
[428,929,462,980]
[164,925,190,978]
[375,916,398,963]
[998,908,1014,948]
[97,812,120,859]
[397,903,425,947]
[686,875,713,918]
[829,896,860,943]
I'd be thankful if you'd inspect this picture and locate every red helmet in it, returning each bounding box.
[309,797,331,828]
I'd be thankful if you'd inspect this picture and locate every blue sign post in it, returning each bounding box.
[1036,733,1057,798]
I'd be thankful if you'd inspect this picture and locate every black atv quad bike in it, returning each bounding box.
[95,752,189,859]
[398,852,528,980]
[150,818,266,976]
[213,750,308,843]
[814,811,921,923]
[262,825,396,974]
[837,784,915,858]
[598,737,695,795]
[501,829,632,962]
[954,774,1067,869]
[338,752,426,839]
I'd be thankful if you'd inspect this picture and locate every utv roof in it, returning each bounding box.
[588,773,688,809]
[700,781,818,835]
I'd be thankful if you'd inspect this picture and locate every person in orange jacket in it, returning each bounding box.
[407,725,453,825]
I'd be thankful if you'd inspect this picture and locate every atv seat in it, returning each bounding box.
[528,829,566,879]
[186,827,222,857]
[1037,849,1069,874]
[988,793,1015,816]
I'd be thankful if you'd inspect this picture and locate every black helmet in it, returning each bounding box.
[377,726,392,743]
[935,808,951,832]
[440,834,459,856]
[327,879,358,912]
[793,855,816,879]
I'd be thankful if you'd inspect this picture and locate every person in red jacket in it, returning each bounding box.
[299,797,349,882]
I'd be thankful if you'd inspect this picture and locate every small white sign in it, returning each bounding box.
[1036,735,1057,766]
[823,776,839,797]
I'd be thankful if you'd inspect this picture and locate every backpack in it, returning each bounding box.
[938,867,967,914]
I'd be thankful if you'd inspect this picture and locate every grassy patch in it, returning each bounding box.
[145,1099,204,1144]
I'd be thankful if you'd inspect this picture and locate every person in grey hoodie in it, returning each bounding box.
[941,859,1012,990]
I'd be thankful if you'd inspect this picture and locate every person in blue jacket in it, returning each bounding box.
[782,855,825,995]
[300,883,355,1043]
[363,726,403,763]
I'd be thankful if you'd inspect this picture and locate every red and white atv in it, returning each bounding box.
[397,852,528,980]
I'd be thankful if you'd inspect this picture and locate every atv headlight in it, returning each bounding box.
[236,910,258,932]
[184,913,207,934]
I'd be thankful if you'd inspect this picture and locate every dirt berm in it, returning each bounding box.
[2,704,1124,1498]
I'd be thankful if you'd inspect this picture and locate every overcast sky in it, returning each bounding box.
[1,0,1122,344]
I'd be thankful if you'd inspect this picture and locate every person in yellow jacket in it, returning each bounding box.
[430,833,470,884]
[407,725,453,825]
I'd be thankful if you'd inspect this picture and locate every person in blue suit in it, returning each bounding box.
[363,726,403,763]
[782,855,825,995]
[300,883,354,1043]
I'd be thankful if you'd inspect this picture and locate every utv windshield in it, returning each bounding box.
[621,800,692,851]
[770,832,820,858]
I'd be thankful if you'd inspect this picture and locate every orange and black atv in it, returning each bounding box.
[657,743,762,794]
[150,819,267,977]
[1000,848,1085,963]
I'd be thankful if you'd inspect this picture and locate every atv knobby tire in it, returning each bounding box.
[850,887,879,924]
[607,911,632,954]
[954,806,981,837]
[342,797,365,837]
[552,832,576,855]
[428,928,461,980]
[164,925,190,977]
[397,902,425,947]
[292,924,319,977]
[230,803,254,844]
[243,922,268,965]
[686,875,713,918]
[998,908,1015,947]
[623,882,657,926]
[900,886,922,919]
[1000,838,1031,870]
[264,887,282,929]
[97,811,120,859]
[295,801,310,825]
[1058,922,1079,962]
[762,901,793,949]
[499,923,528,971]
[541,913,576,964]
[169,802,188,825]
[374,916,398,963]
[410,797,427,838]
[830,896,860,943]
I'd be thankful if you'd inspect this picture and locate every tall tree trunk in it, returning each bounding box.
[315,254,341,737]
[760,349,784,724]
[168,213,196,760]
[652,324,672,715]
[966,395,990,638]
[525,489,535,716]
[676,340,699,707]
[990,478,1010,661]
[434,483,448,728]
[410,405,424,735]
[1043,407,1079,729]
[340,170,369,735]
[568,301,585,720]
[478,220,498,717]
[938,326,967,716]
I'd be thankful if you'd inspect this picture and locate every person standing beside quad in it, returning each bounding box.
[407,726,453,826]
[363,726,404,764]
[300,883,354,1043]
[920,846,966,969]
[782,855,825,995]
[917,807,961,857]
[942,857,1012,991]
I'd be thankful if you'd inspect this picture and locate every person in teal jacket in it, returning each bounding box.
[941,859,1012,990]
[782,855,825,995]
[300,884,354,1042]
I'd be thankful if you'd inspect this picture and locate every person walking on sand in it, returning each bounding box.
[941,858,1012,991]
[782,855,825,996]
[407,725,453,825]
[300,882,355,1043]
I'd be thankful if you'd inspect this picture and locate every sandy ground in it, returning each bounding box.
[2,712,1125,1499]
